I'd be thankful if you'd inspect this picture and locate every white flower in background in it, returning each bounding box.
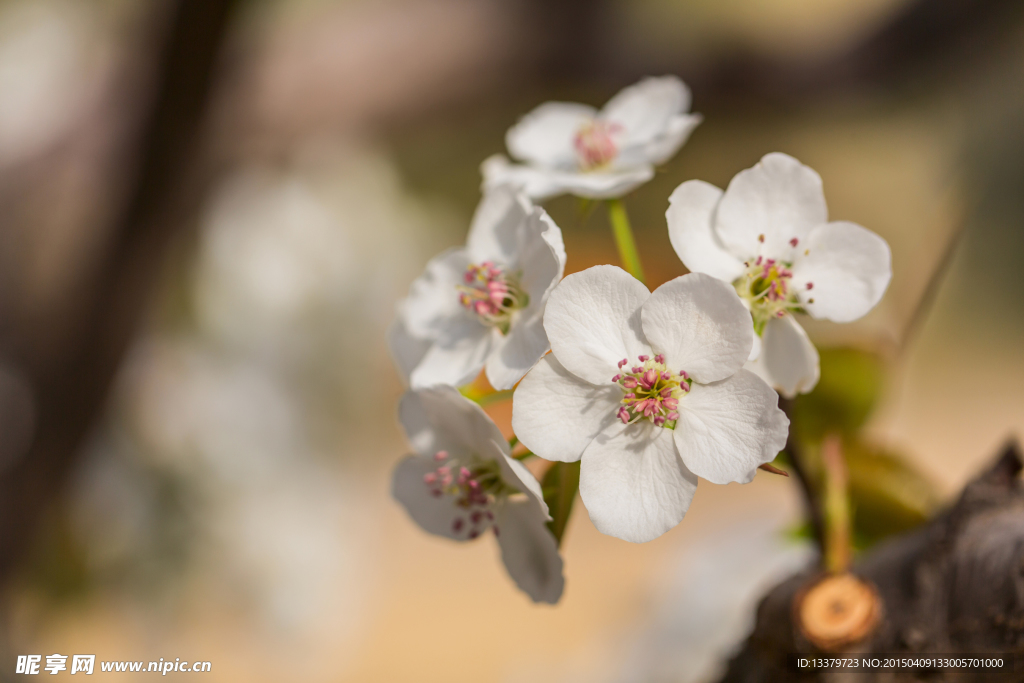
[195,169,357,350]
[482,76,702,201]
[389,187,566,390]
[511,266,789,543]
[392,386,564,604]
[667,153,892,398]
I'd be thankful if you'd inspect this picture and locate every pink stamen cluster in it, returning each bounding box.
[753,256,794,310]
[456,260,528,335]
[459,262,507,317]
[611,354,691,428]
[457,262,526,333]
[573,120,621,171]
[735,242,816,330]
[422,451,498,540]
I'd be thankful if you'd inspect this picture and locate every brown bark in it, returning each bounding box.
[719,440,1024,682]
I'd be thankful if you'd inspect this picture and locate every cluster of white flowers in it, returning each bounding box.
[388,77,891,603]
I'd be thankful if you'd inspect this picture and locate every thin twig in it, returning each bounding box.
[759,462,790,477]
[778,397,825,555]
[898,220,968,355]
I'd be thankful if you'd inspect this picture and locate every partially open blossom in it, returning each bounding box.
[666,153,892,397]
[388,187,566,390]
[392,386,564,603]
[482,76,702,201]
[512,266,789,543]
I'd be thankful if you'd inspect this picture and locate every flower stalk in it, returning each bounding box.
[606,199,646,285]
[821,433,852,574]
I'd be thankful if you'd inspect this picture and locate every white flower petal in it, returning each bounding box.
[398,386,509,459]
[673,369,789,485]
[386,318,431,385]
[495,498,565,603]
[464,187,534,265]
[485,311,548,390]
[495,449,549,518]
[666,180,745,282]
[512,353,620,463]
[480,205,566,390]
[601,76,692,148]
[791,221,892,323]
[752,314,820,398]
[743,353,772,389]
[517,209,567,304]
[546,167,655,199]
[481,155,569,202]
[408,323,492,389]
[506,101,596,169]
[482,154,654,201]
[579,421,697,543]
[641,273,753,383]
[636,113,703,166]
[399,247,472,339]
[714,153,828,260]
[391,455,468,541]
[748,328,761,361]
[544,265,651,386]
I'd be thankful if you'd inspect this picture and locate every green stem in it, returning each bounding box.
[606,199,646,284]
[542,461,581,546]
[821,434,852,574]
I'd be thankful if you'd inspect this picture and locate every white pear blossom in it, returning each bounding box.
[511,266,789,543]
[482,76,702,201]
[392,386,564,603]
[666,153,892,398]
[389,187,566,390]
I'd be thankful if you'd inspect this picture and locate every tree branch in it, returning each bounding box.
[0,0,237,583]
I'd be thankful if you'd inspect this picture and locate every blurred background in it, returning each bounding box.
[0,0,1022,680]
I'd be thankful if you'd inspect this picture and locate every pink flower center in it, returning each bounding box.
[735,248,814,335]
[457,262,528,335]
[612,354,691,428]
[422,451,514,539]
[573,120,621,171]
[754,257,793,302]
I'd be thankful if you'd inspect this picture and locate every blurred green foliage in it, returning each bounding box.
[22,507,91,603]
[788,347,941,551]
[846,440,941,549]
[791,348,886,443]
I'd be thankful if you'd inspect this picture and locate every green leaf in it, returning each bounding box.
[542,461,581,546]
[791,348,885,443]
[845,440,941,549]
